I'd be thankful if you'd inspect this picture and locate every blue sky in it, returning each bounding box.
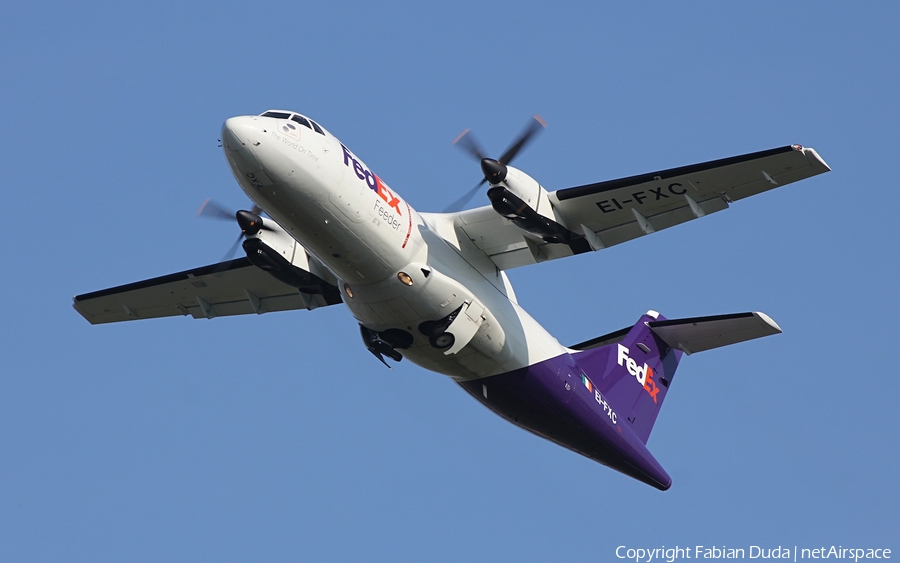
[1,1,897,561]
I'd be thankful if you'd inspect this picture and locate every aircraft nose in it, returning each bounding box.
[221,116,260,151]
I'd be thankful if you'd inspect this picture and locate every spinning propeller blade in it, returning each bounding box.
[498,114,546,167]
[197,198,263,221]
[222,233,244,261]
[446,115,546,212]
[452,128,488,161]
[441,182,485,213]
[196,198,237,221]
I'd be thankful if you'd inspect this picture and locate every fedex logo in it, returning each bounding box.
[617,344,660,404]
[341,144,402,216]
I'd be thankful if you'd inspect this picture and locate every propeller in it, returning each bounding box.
[445,115,546,212]
[197,198,271,260]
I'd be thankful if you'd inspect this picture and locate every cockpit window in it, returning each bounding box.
[259,110,326,136]
[291,115,312,129]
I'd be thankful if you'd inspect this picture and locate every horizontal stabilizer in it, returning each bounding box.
[647,312,781,355]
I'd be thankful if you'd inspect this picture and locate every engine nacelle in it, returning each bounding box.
[488,166,589,252]
[498,166,553,214]
[242,217,341,305]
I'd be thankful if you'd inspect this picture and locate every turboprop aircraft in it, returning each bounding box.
[73,110,830,489]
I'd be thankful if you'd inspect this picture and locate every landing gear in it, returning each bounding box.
[360,325,412,367]
[362,304,467,366]
[429,331,455,350]
[418,304,463,351]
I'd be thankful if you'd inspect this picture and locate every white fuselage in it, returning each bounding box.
[221,113,566,381]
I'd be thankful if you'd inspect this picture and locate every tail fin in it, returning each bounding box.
[571,311,781,444]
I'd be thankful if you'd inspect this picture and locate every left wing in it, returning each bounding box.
[453,145,830,270]
[74,257,341,325]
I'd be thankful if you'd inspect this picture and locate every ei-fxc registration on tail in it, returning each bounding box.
[74,110,830,489]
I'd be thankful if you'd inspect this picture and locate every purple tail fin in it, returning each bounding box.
[572,311,683,444]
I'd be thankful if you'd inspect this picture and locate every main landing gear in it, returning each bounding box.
[418,304,463,352]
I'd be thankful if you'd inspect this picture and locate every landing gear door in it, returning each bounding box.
[443,300,485,355]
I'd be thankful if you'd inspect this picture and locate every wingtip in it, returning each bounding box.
[754,312,783,334]
[806,147,831,172]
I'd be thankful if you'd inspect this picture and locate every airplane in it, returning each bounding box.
[73,110,830,490]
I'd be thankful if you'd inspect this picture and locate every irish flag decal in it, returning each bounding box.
[581,374,593,393]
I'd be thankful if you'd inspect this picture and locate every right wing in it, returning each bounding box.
[73,257,341,325]
[551,144,830,248]
[453,145,830,270]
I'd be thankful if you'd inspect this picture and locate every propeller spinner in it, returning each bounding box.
[197,198,271,260]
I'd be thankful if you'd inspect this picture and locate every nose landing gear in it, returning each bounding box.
[360,326,413,368]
